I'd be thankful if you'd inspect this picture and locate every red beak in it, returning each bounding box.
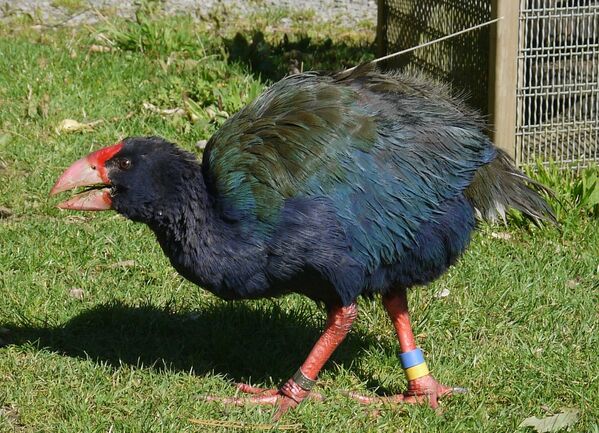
[50,142,123,211]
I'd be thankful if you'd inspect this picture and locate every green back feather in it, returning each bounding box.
[202,65,495,269]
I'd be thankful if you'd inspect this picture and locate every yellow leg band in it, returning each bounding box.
[404,362,430,381]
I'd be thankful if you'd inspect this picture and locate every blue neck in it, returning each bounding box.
[147,172,269,300]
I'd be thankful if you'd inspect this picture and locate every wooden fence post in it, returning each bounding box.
[489,0,519,160]
[376,0,388,58]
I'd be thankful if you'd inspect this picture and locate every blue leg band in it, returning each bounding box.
[399,348,425,369]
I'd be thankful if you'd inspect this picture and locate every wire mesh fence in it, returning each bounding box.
[377,0,492,113]
[377,0,599,168]
[516,0,598,168]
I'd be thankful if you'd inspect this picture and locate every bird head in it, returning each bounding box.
[51,136,200,223]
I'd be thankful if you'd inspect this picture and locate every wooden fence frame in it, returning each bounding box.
[376,0,599,168]
[488,0,518,160]
[375,0,519,159]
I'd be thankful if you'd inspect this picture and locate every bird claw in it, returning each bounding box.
[203,375,463,416]
[202,379,323,420]
[346,374,465,410]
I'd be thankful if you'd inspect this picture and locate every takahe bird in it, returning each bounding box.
[51,64,554,417]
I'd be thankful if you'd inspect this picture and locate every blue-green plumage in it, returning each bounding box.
[103,64,554,307]
[196,64,494,304]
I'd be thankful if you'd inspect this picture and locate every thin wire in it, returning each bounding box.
[345,16,504,73]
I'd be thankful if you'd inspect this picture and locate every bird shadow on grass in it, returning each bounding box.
[1,301,387,389]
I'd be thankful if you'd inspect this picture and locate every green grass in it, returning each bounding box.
[0,8,598,433]
[49,0,86,14]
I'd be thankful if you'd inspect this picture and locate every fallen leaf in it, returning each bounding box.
[65,215,91,224]
[69,288,85,300]
[565,279,580,289]
[95,33,113,44]
[204,105,229,120]
[0,206,13,218]
[195,139,208,150]
[519,408,579,432]
[491,231,512,240]
[89,44,112,53]
[56,118,103,134]
[142,102,185,117]
[108,260,136,269]
[0,133,11,147]
[435,288,450,298]
[0,404,23,430]
[110,111,135,122]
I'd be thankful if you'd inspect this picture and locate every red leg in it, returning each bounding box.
[205,303,358,419]
[384,289,457,407]
[349,289,465,408]
[384,288,417,353]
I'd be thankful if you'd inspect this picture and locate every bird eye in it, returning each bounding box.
[118,158,131,170]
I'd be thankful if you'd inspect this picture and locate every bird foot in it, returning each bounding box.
[203,379,323,420]
[347,374,466,409]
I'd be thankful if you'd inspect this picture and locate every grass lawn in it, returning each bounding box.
[0,6,597,433]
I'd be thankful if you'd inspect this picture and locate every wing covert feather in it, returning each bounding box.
[202,66,495,269]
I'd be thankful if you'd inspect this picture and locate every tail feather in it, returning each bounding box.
[465,149,557,225]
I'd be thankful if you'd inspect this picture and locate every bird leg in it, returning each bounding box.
[349,289,465,408]
[205,303,358,419]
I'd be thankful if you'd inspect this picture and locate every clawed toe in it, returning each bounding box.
[202,384,288,406]
[202,379,323,420]
[346,375,466,409]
